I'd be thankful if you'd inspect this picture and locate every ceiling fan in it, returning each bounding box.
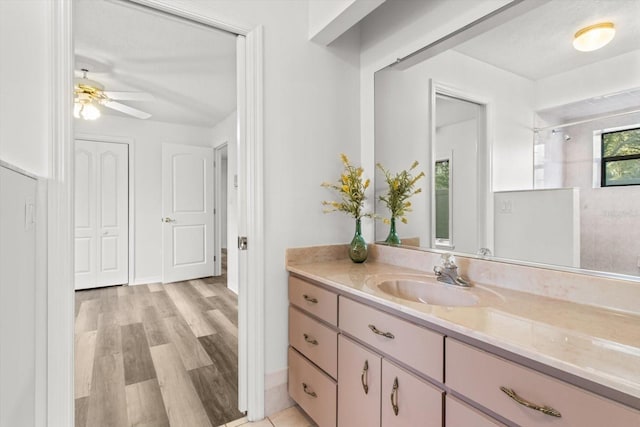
[74,69,154,120]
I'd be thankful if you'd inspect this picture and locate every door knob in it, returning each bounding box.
[162,217,176,223]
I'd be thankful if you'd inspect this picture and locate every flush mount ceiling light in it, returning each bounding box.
[573,22,615,52]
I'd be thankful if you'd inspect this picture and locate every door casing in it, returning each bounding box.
[49,2,265,426]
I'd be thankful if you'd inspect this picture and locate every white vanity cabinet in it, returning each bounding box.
[287,273,640,427]
[288,274,445,427]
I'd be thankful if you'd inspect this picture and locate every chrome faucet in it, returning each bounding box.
[433,253,471,287]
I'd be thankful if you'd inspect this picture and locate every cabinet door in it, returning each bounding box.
[381,359,443,427]
[338,335,381,427]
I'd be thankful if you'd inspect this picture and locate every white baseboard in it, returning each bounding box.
[264,368,294,417]
[133,276,162,285]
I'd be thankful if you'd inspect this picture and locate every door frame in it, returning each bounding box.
[213,142,228,277]
[75,134,135,286]
[429,80,493,254]
[48,1,265,425]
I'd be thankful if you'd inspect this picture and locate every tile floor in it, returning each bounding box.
[219,406,316,427]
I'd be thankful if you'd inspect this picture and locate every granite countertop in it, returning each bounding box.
[286,258,640,403]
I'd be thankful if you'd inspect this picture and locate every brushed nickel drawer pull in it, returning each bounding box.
[302,294,318,304]
[368,324,395,339]
[390,377,399,416]
[361,360,369,394]
[500,386,561,418]
[303,333,318,345]
[302,382,317,398]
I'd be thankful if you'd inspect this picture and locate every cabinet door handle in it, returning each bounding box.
[361,360,369,394]
[302,382,317,398]
[368,324,395,339]
[390,377,399,416]
[303,333,318,345]
[500,386,561,418]
[302,294,318,304]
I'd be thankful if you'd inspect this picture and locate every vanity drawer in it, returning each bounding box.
[446,338,640,426]
[289,276,338,326]
[445,395,505,427]
[288,347,337,427]
[339,296,444,382]
[289,306,338,378]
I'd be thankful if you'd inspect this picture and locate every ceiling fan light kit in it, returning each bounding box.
[73,69,153,120]
[74,100,101,120]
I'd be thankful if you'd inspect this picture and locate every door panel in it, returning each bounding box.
[75,140,129,289]
[173,225,206,265]
[99,150,119,226]
[74,144,96,289]
[162,143,214,283]
[100,236,119,271]
[96,143,128,287]
[173,154,206,212]
[75,238,92,274]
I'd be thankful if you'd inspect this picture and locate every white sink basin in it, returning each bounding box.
[366,274,502,307]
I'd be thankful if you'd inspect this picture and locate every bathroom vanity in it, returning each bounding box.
[285,245,640,427]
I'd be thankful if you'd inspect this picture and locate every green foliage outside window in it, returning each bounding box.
[435,160,450,190]
[602,128,640,186]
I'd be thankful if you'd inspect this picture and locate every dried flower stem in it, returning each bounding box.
[377,161,425,224]
[321,153,373,220]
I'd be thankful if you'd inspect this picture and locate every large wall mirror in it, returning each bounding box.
[374,0,640,280]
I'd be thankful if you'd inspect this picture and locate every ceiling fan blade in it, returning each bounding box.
[103,101,152,119]
[104,91,155,101]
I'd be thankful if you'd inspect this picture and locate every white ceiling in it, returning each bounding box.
[454,0,640,81]
[74,0,237,128]
[538,86,640,124]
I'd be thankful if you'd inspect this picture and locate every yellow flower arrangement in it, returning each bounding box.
[321,153,373,220]
[376,160,425,224]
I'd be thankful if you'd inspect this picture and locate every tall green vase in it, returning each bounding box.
[349,218,368,263]
[385,217,401,246]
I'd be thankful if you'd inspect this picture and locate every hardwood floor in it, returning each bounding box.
[74,274,243,427]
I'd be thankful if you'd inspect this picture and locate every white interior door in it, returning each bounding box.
[74,140,129,290]
[162,143,214,283]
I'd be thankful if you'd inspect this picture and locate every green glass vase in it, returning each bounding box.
[349,218,368,263]
[385,217,401,246]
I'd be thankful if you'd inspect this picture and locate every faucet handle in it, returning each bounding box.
[441,253,456,268]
